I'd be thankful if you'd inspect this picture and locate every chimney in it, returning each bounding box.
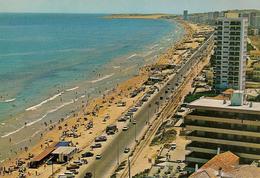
[249,102,253,108]
[195,164,199,171]
[217,147,221,154]
[218,167,223,177]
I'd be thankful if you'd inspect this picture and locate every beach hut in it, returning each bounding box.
[52,147,77,163]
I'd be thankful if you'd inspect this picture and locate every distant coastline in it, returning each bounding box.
[104,13,176,19]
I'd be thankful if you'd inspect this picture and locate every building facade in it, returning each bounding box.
[184,97,260,173]
[213,13,247,91]
[183,10,188,20]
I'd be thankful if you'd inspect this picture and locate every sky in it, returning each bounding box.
[0,0,259,14]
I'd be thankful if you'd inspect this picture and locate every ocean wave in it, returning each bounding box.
[127,54,137,59]
[0,98,16,103]
[80,95,86,98]
[26,92,63,111]
[90,73,114,83]
[112,66,121,69]
[66,86,79,92]
[1,100,74,138]
[150,44,159,49]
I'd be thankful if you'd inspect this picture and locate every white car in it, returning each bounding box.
[122,126,128,131]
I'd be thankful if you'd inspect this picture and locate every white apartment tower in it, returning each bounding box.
[213,13,247,91]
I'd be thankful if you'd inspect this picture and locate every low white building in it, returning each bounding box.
[52,146,77,163]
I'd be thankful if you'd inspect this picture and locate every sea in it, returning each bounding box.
[0,13,184,161]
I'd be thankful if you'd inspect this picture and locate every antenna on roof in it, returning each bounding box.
[249,101,253,108]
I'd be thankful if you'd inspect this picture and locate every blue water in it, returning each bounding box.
[0,13,184,160]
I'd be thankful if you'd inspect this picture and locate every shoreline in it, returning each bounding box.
[0,19,193,177]
[104,14,173,20]
[0,17,180,157]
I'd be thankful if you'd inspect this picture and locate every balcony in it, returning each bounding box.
[186,136,260,149]
[186,125,260,138]
[186,141,260,160]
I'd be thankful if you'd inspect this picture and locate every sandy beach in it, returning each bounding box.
[0,18,211,178]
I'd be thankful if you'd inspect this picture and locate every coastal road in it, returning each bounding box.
[79,33,214,178]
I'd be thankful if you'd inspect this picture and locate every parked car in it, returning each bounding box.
[129,107,138,112]
[82,151,94,158]
[70,169,79,175]
[66,164,80,170]
[91,143,102,149]
[73,160,83,166]
[118,117,127,122]
[106,125,118,135]
[95,136,107,142]
[125,112,133,117]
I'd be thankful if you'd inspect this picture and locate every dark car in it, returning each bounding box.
[81,151,94,158]
[91,143,102,149]
[125,112,133,117]
[95,136,107,142]
[118,117,127,122]
[106,125,118,135]
[84,172,93,178]
[129,107,138,112]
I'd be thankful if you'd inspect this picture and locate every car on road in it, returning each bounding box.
[95,136,107,142]
[82,151,94,158]
[96,154,102,160]
[124,148,130,153]
[91,143,102,149]
[122,126,128,131]
[84,172,93,178]
[132,120,137,125]
[66,164,80,170]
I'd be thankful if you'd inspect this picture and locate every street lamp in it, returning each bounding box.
[147,104,151,124]
[133,121,137,142]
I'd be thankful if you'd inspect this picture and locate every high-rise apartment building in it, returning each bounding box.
[183,10,188,20]
[184,93,260,173]
[213,13,247,91]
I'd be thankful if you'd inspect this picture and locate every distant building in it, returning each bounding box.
[207,11,220,25]
[184,94,260,173]
[190,151,260,178]
[213,13,247,91]
[183,10,188,20]
[250,12,260,28]
[240,12,251,25]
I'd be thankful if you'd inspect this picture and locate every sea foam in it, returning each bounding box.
[2,100,74,138]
